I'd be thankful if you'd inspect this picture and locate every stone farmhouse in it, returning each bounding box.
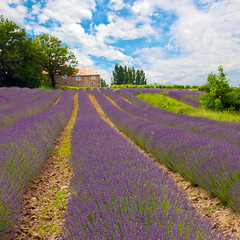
[46,67,101,87]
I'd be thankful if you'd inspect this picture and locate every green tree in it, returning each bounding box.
[200,66,240,111]
[136,69,141,85]
[34,33,78,87]
[132,67,136,84]
[111,64,146,85]
[101,78,108,87]
[127,67,133,84]
[112,64,119,85]
[0,16,44,87]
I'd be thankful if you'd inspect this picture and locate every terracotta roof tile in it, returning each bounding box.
[43,67,100,76]
[75,67,99,76]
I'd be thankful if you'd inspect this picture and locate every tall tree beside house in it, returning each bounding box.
[0,16,44,88]
[111,64,147,85]
[101,78,108,87]
[34,33,78,87]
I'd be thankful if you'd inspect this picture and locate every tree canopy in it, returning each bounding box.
[200,66,240,111]
[34,34,78,87]
[111,64,147,85]
[0,16,44,88]
[101,78,108,87]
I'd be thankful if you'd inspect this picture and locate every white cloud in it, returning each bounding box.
[108,0,125,11]
[130,0,240,86]
[71,48,94,67]
[0,0,27,24]
[95,14,155,42]
[38,0,96,24]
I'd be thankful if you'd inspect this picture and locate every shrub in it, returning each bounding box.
[200,66,240,111]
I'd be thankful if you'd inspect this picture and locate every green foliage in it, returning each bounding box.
[200,66,240,111]
[111,64,147,85]
[34,33,78,87]
[0,16,44,88]
[137,93,194,113]
[101,78,108,87]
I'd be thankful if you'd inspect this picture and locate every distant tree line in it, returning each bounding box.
[0,16,77,88]
[111,64,147,85]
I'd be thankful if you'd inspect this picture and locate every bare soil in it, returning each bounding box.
[89,93,240,239]
[15,93,78,240]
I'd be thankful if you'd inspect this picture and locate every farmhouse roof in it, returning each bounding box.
[75,67,99,76]
[43,67,99,76]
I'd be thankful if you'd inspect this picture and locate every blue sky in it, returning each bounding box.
[1,0,240,86]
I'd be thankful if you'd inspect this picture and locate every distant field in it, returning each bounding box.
[136,91,240,124]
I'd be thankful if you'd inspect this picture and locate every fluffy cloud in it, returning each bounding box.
[108,0,125,11]
[132,0,240,86]
[95,17,155,42]
[38,0,96,24]
[0,0,27,24]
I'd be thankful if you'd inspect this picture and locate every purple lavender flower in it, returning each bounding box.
[62,90,228,239]
[92,89,240,213]
[0,89,63,128]
[0,89,75,238]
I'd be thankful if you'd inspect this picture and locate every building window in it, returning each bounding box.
[76,76,81,80]
[92,76,96,80]
[62,74,67,79]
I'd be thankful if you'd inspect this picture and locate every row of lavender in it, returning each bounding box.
[0,88,50,110]
[0,88,63,128]
[126,87,203,107]
[104,88,240,146]
[0,89,75,238]
[92,89,240,213]
[0,87,37,105]
[62,89,226,239]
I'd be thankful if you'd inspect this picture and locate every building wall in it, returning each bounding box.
[48,75,101,87]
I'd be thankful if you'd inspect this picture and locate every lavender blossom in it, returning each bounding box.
[0,89,75,238]
[115,88,240,146]
[0,88,51,110]
[62,90,228,239]
[92,89,240,213]
[0,89,63,128]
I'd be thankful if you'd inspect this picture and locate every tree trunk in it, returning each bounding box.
[50,74,56,88]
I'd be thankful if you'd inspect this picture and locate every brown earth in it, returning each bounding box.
[89,93,240,240]
[15,92,78,240]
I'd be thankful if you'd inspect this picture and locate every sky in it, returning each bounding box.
[1,0,240,86]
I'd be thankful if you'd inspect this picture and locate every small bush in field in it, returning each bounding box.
[200,66,240,111]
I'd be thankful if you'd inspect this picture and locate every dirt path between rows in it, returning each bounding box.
[89,93,240,239]
[15,92,78,240]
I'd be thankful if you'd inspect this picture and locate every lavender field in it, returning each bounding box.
[0,87,239,239]
[125,87,204,108]
[0,87,75,238]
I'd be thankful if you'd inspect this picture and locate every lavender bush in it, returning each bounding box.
[0,87,34,103]
[0,89,63,128]
[0,89,75,238]
[62,90,227,239]
[92,89,240,213]
[0,88,51,110]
